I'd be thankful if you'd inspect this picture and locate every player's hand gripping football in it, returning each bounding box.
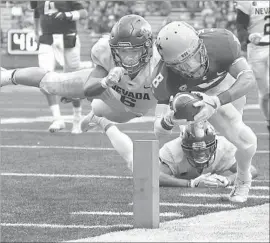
[100,67,127,89]
[192,92,221,123]
[162,95,190,128]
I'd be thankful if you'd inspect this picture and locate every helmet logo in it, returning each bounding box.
[178,84,187,91]
[118,42,132,47]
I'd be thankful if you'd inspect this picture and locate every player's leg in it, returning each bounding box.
[38,42,65,132]
[82,112,134,170]
[248,45,270,130]
[1,67,92,99]
[63,34,82,134]
[209,104,257,203]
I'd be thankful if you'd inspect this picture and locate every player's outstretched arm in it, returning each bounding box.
[83,66,126,98]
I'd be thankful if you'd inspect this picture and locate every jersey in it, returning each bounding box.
[151,29,242,103]
[30,1,84,34]
[159,136,236,178]
[236,1,270,43]
[91,36,161,115]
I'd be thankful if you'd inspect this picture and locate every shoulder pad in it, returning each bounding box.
[90,36,113,71]
[201,29,241,66]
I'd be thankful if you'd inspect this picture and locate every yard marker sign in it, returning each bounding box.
[133,140,160,228]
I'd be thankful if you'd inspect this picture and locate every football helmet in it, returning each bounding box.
[156,21,209,79]
[181,121,217,169]
[109,15,153,77]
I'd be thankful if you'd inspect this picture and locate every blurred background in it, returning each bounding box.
[0,0,237,68]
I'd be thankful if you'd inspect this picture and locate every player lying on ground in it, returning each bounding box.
[151,21,257,203]
[236,1,270,131]
[1,14,160,124]
[81,114,257,189]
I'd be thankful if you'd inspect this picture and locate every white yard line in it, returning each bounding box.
[0,145,114,151]
[0,173,268,183]
[0,173,132,179]
[128,202,236,208]
[71,211,183,217]
[0,223,132,229]
[0,128,268,136]
[182,193,269,199]
[0,145,268,154]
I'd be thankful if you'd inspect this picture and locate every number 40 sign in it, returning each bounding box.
[7,29,39,55]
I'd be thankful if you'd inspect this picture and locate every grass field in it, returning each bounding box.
[0,86,269,242]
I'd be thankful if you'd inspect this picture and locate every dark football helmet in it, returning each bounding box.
[181,121,217,169]
[109,15,153,77]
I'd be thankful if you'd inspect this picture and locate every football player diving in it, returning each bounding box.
[151,21,258,203]
[80,114,258,189]
[236,1,270,131]
[1,15,160,125]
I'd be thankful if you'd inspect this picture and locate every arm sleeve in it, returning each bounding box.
[236,9,250,51]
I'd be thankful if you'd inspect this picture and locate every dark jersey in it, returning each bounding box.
[151,29,242,103]
[30,1,84,34]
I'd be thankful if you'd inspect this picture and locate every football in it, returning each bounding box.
[171,92,203,121]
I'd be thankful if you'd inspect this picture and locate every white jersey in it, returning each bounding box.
[236,1,270,43]
[91,36,161,115]
[159,136,236,178]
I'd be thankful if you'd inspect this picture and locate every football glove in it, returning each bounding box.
[53,12,73,21]
[189,173,211,188]
[248,33,263,45]
[200,174,230,188]
[192,92,221,123]
[100,67,127,89]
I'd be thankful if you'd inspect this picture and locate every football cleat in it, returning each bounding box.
[71,115,82,134]
[48,119,66,133]
[1,69,16,87]
[80,111,100,132]
[228,178,251,203]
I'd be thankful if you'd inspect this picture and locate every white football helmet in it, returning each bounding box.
[156,21,209,79]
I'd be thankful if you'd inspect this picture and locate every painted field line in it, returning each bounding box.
[0,172,132,180]
[0,145,114,151]
[71,211,183,217]
[128,202,236,208]
[0,129,268,136]
[0,145,268,154]
[182,193,269,199]
[0,223,132,229]
[1,173,268,183]
[227,186,269,190]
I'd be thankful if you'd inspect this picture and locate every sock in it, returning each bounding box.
[1,69,16,86]
[105,125,133,171]
[235,145,256,182]
[73,106,82,117]
[50,104,61,120]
